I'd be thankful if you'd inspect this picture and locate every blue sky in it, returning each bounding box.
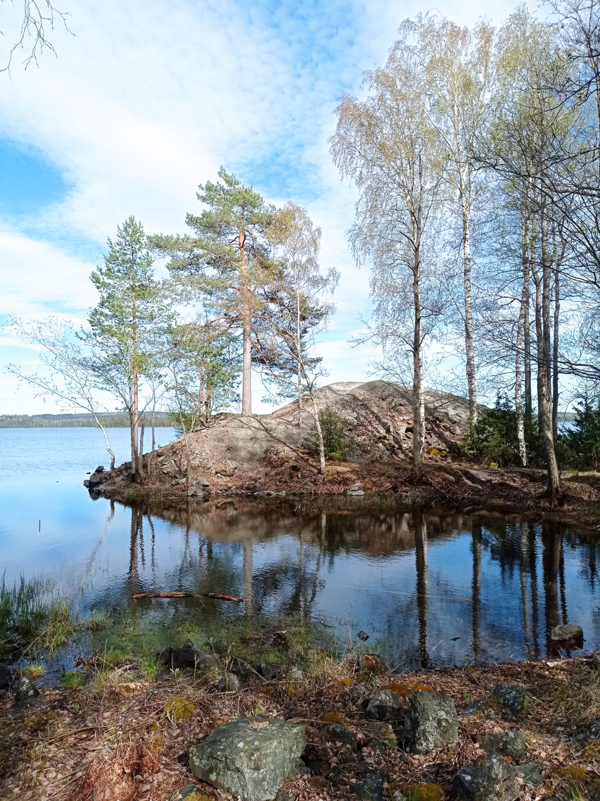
[0,0,520,414]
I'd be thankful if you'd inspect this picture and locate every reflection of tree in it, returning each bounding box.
[542,522,562,645]
[244,543,253,617]
[520,523,533,658]
[472,524,482,662]
[415,511,428,668]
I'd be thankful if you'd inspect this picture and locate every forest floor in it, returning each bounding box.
[3,633,600,801]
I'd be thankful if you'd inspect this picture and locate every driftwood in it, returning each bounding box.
[132,591,243,603]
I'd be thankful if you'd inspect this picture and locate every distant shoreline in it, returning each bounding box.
[0,412,173,429]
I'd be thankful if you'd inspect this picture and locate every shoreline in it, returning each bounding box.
[3,633,600,801]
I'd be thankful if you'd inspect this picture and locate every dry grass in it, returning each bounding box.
[3,654,600,800]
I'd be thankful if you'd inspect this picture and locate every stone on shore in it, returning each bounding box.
[13,675,45,710]
[327,722,358,749]
[216,672,240,692]
[188,716,307,801]
[166,644,216,671]
[363,721,397,753]
[491,684,529,717]
[551,624,583,642]
[404,690,459,754]
[451,753,520,801]
[479,731,527,763]
[366,689,401,721]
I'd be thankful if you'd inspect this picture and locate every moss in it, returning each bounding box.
[402,784,446,801]
[322,711,351,725]
[20,662,45,678]
[60,671,87,688]
[163,697,196,721]
[555,765,588,783]
[382,679,433,698]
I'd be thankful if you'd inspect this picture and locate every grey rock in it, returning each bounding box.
[189,716,307,801]
[328,723,358,749]
[405,690,459,754]
[347,490,365,497]
[551,624,583,642]
[348,682,367,705]
[363,721,397,753]
[587,719,600,742]
[358,631,369,641]
[480,731,527,763]
[167,644,216,671]
[460,699,494,718]
[95,465,104,473]
[289,668,304,681]
[492,684,529,717]
[451,753,520,801]
[517,763,543,786]
[259,662,284,680]
[366,689,401,721]
[88,471,103,486]
[83,479,90,488]
[13,675,45,710]
[354,773,384,801]
[275,793,293,801]
[174,785,203,800]
[216,672,240,692]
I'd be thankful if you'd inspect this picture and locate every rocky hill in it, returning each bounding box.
[99,381,477,497]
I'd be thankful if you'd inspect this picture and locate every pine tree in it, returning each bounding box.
[151,168,276,416]
[87,216,166,481]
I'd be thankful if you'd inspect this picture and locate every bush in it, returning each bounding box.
[560,398,600,470]
[460,394,544,467]
[305,408,353,462]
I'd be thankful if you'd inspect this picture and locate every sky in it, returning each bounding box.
[0,0,521,415]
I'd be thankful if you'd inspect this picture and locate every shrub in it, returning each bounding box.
[305,408,353,462]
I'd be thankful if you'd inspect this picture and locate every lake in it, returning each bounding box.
[1,427,599,672]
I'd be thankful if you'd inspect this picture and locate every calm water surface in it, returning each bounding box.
[1,427,599,670]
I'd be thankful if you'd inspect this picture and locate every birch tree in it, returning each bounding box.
[330,25,445,482]
[417,15,496,425]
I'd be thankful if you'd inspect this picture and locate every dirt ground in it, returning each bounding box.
[3,651,600,801]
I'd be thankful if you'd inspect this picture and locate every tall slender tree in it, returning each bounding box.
[417,15,497,425]
[151,168,276,416]
[330,24,445,482]
[87,216,165,481]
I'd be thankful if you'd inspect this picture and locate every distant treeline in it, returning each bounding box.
[0,412,173,429]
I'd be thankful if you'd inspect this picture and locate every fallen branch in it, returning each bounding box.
[133,592,243,603]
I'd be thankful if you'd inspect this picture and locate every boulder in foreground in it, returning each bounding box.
[189,716,306,801]
[451,753,520,801]
[404,690,459,753]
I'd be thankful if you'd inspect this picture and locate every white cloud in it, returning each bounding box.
[0,0,523,412]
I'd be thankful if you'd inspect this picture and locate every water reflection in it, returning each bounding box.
[67,499,600,669]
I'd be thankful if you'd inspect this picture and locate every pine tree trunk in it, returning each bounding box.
[139,421,145,480]
[461,183,477,425]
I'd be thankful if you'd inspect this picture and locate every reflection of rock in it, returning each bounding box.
[404,690,459,754]
[189,716,306,801]
[551,624,583,642]
[451,754,520,801]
